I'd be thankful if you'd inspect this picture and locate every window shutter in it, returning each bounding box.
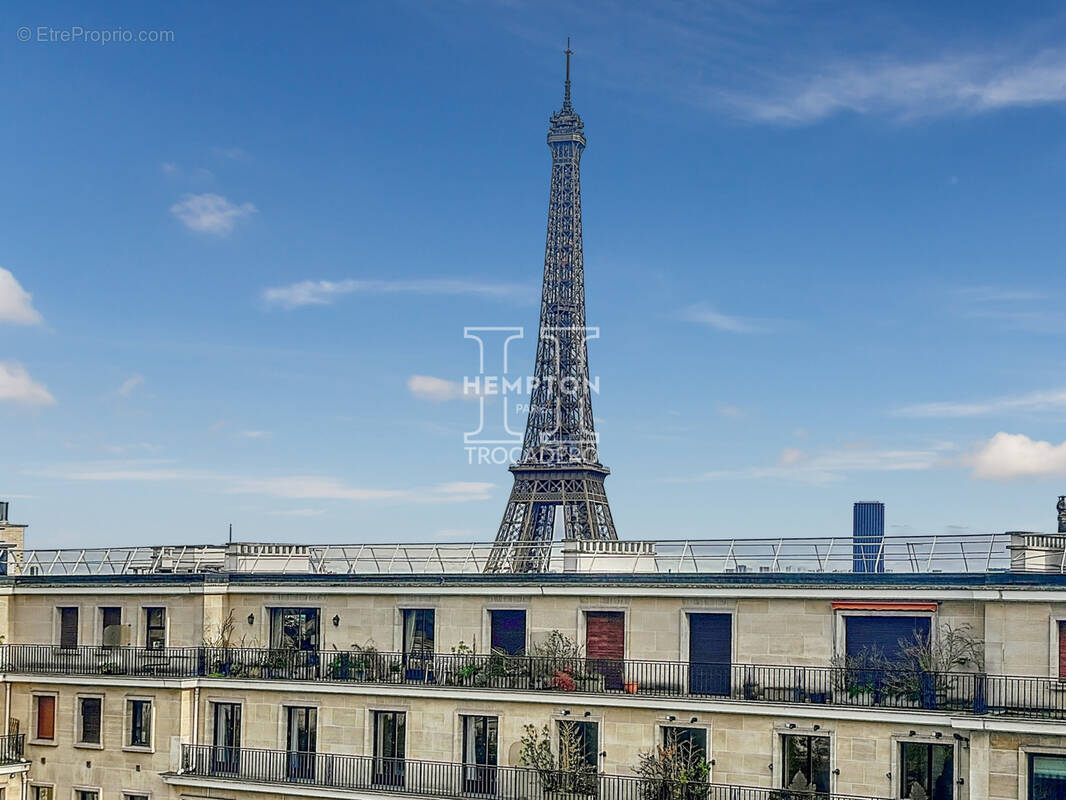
[81,697,101,743]
[1058,621,1066,678]
[36,696,55,740]
[60,608,78,649]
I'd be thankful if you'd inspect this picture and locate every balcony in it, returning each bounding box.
[0,734,29,774]
[170,744,888,800]
[7,643,1066,721]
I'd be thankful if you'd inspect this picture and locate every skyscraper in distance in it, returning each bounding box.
[853,501,885,573]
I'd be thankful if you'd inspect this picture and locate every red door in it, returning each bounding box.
[586,611,624,690]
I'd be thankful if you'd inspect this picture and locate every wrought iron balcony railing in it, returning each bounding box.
[0,734,26,764]
[7,643,1066,721]
[176,744,887,800]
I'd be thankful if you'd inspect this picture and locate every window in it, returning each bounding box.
[269,607,320,651]
[462,715,498,795]
[75,792,98,800]
[78,697,102,745]
[34,695,55,741]
[489,610,526,655]
[900,742,953,800]
[58,607,79,649]
[560,720,598,770]
[781,734,830,794]
[401,609,434,679]
[211,702,241,775]
[285,706,317,781]
[101,607,122,648]
[123,795,149,800]
[127,699,152,748]
[663,726,708,766]
[145,607,166,650]
[31,788,53,800]
[1030,753,1066,800]
[844,615,931,664]
[373,711,406,787]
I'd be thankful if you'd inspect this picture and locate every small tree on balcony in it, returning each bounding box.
[634,735,710,800]
[519,722,598,797]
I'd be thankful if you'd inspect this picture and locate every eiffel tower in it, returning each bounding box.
[485,43,618,574]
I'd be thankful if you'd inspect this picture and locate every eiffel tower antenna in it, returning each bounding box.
[485,43,619,574]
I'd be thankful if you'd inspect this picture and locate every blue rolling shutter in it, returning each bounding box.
[845,616,931,662]
[689,613,731,696]
[490,610,526,655]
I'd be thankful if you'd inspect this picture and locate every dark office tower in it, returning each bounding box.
[853,501,885,573]
[1058,496,1066,534]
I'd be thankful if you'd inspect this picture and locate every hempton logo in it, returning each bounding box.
[463,326,600,465]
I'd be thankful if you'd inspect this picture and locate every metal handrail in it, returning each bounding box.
[177,743,889,800]
[6,531,1044,576]
[7,644,1066,720]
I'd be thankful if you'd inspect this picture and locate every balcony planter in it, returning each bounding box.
[623,680,638,694]
[742,681,761,701]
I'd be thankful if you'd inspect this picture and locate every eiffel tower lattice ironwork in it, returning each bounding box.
[485,42,618,574]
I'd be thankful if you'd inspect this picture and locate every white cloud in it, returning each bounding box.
[896,388,1066,418]
[261,278,535,309]
[407,375,466,402]
[680,303,766,333]
[692,443,952,485]
[0,361,54,407]
[727,49,1066,124]
[117,374,144,397]
[170,193,257,235]
[716,404,744,418]
[970,432,1066,480]
[0,268,44,325]
[239,430,271,439]
[30,461,493,504]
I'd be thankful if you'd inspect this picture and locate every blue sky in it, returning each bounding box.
[4,0,1066,547]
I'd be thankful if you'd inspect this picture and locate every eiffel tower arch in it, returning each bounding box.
[485,44,618,574]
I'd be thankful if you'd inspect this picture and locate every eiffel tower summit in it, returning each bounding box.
[485,43,619,574]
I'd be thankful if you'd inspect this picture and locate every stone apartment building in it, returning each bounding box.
[0,505,1065,800]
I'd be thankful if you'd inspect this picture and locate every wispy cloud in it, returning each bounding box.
[952,285,1066,334]
[680,303,769,333]
[212,146,250,161]
[896,388,1066,419]
[261,278,536,309]
[239,430,271,440]
[117,374,144,398]
[171,193,257,235]
[0,268,44,325]
[690,442,954,485]
[407,375,476,402]
[723,49,1066,124]
[0,361,55,407]
[28,460,494,504]
[161,162,214,182]
[969,432,1066,480]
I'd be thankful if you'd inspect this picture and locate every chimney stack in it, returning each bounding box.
[1058,496,1066,534]
[0,501,7,524]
